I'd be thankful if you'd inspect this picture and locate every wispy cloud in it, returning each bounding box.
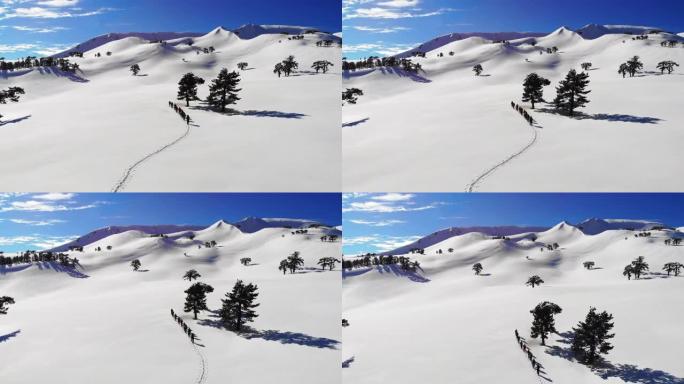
[377,0,420,7]
[1,199,96,212]
[343,41,417,56]
[36,0,79,6]
[349,219,406,227]
[32,192,75,201]
[343,193,441,213]
[344,234,422,252]
[350,25,410,33]
[0,234,77,249]
[0,5,113,19]
[344,6,456,20]
[12,24,67,32]
[9,218,66,226]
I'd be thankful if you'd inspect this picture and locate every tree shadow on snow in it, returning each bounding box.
[0,330,21,343]
[378,67,432,83]
[198,313,340,349]
[546,331,684,384]
[190,105,306,119]
[342,117,370,128]
[375,264,430,283]
[36,67,89,83]
[536,108,662,124]
[36,261,89,278]
[342,356,355,368]
[0,264,33,275]
[240,328,341,349]
[0,115,31,127]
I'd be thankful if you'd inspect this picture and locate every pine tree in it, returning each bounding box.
[530,301,562,345]
[237,62,248,70]
[177,73,205,106]
[630,256,649,279]
[206,68,241,112]
[0,296,15,315]
[625,56,643,77]
[130,259,141,271]
[623,264,634,280]
[0,87,25,121]
[583,261,595,270]
[342,88,364,104]
[281,55,299,76]
[662,262,683,276]
[184,282,214,319]
[286,251,305,273]
[312,60,334,73]
[571,307,615,364]
[526,275,544,288]
[273,62,284,77]
[183,269,201,281]
[240,257,252,266]
[278,259,289,274]
[656,60,679,74]
[130,64,140,76]
[553,69,590,116]
[618,63,629,78]
[522,73,551,109]
[219,280,260,331]
[472,262,483,275]
[317,257,341,270]
[581,62,592,71]
[473,64,483,76]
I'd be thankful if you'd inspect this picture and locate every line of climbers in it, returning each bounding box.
[514,329,544,377]
[171,308,197,344]
[169,101,192,125]
[511,101,535,126]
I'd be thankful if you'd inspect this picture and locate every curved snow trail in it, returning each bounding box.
[192,341,208,384]
[111,119,192,192]
[465,117,540,192]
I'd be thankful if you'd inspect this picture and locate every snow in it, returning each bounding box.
[343,221,684,383]
[396,32,546,58]
[0,220,341,384]
[0,26,341,191]
[343,26,684,191]
[576,24,664,40]
[577,218,666,235]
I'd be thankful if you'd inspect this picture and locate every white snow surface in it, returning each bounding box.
[0,220,341,383]
[343,222,684,383]
[343,27,684,191]
[0,26,341,191]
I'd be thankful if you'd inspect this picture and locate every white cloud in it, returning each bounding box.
[343,41,417,56]
[349,219,406,227]
[343,200,435,213]
[0,234,77,249]
[351,25,410,33]
[371,193,414,202]
[12,24,67,32]
[344,7,455,19]
[32,192,75,201]
[0,6,112,19]
[9,218,66,226]
[377,0,420,7]
[1,200,96,212]
[343,234,422,252]
[36,0,79,6]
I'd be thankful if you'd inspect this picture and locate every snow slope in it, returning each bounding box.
[0,25,341,191]
[343,221,684,383]
[0,220,341,384]
[343,26,684,191]
[397,32,546,58]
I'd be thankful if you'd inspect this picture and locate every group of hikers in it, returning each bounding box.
[169,101,192,125]
[514,329,544,377]
[511,101,535,126]
[171,308,197,344]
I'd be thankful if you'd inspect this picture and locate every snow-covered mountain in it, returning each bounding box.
[343,221,684,383]
[53,32,204,58]
[397,32,546,58]
[576,218,667,234]
[575,24,665,39]
[0,25,341,191]
[383,225,548,255]
[1,218,341,384]
[343,25,684,191]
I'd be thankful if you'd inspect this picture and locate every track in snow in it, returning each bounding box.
[111,112,194,192]
[465,110,540,192]
[192,341,208,384]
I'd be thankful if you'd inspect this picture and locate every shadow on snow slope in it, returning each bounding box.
[0,330,21,343]
[536,108,663,124]
[189,104,307,119]
[0,115,31,127]
[546,331,684,384]
[342,264,430,283]
[198,312,340,349]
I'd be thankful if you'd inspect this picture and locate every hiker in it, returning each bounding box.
[186,115,190,125]
[191,333,195,343]
[514,329,519,339]
[171,309,174,316]
[536,364,540,375]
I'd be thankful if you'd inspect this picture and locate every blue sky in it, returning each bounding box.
[0,193,341,252]
[343,0,684,59]
[0,0,341,59]
[343,193,684,255]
